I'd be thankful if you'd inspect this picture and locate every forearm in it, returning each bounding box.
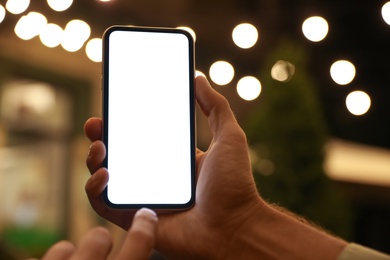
[226,202,347,259]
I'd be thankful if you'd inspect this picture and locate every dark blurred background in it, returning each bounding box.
[0,0,389,258]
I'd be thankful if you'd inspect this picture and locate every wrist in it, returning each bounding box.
[224,200,348,259]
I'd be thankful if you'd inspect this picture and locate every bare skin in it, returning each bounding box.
[28,208,157,260]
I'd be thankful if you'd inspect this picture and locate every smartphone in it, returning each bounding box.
[102,26,196,209]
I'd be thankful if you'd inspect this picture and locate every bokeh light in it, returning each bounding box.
[330,60,356,85]
[86,38,102,62]
[271,60,295,82]
[0,5,5,24]
[236,76,262,101]
[302,16,329,42]
[209,61,235,86]
[232,23,258,49]
[177,26,196,42]
[47,0,73,12]
[15,12,47,40]
[382,2,390,25]
[6,0,30,15]
[39,23,63,48]
[61,19,91,52]
[346,91,371,116]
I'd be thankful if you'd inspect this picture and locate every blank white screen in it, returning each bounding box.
[106,29,192,205]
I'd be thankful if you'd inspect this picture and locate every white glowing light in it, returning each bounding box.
[237,76,262,101]
[330,60,356,85]
[177,26,196,42]
[47,0,73,12]
[15,12,47,40]
[302,16,329,42]
[0,5,6,24]
[232,23,258,49]
[40,23,63,48]
[6,0,30,14]
[15,12,46,40]
[209,61,235,86]
[86,38,102,62]
[346,91,371,116]
[61,19,91,52]
[382,2,390,25]
[271,60,295,82]
[14,16,31,40]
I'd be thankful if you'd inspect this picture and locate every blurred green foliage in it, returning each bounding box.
[244,39,353,239]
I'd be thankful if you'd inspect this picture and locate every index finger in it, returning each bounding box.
[115,208,158,260]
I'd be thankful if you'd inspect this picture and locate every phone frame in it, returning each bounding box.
[101,25,196,209]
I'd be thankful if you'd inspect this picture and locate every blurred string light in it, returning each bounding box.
[0,5,6,24]
[6,0,30,15]
[382,2,390,25]
[346,91,371,116]
[330,60,356,85]
[209,61,235,86]
[2,0,104,63]
[236,76,262,101]
[232,23,258,49]
[15,12,47,40]
[40,23,63,48]
[302,16,329,42]
[61,19,91,52]
[85,38,102,62]
[177,26,196,42]
[271,60,295,82]
[47,0,73,12]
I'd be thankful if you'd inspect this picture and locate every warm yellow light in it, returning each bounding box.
[330,60,356,85]
[61,19,91,52]
[236,76,262,101]
[302,16,329,42]
[6,0,30,14]
[382,2,390,25]
[15,16,30,40]
[271,60,295,82]
[209,61,235,86]
[346,91,371,116]
[47,0,73,12]
[15,12,47,41]
[86,38,102,62]
[0,5,5,24]
[177,26,196,42]
[232,23,258,49]
[65,19,91,41]
[40,23,63,48]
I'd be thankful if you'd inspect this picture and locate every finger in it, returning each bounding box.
[86,140,106,174]
[196,148,204,160]
[85,167,110,219]
[85,168,109,198]
[195,76,245,141]
[84,117,102,142]
[41,241,75,260]
[115,208,158,260]
[69,227,112,260]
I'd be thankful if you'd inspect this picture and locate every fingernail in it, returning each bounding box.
[135,208,158,220]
